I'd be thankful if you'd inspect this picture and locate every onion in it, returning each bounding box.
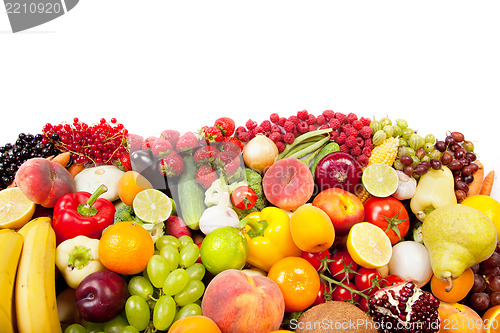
[242,134,279,173]
[388,241,433,288]
[315,151,362,194]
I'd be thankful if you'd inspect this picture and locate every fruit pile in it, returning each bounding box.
[0,111,499,333]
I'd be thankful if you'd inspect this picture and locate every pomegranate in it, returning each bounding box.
[368,281,440,333]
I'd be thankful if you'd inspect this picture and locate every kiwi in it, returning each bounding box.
[293,301,378,333]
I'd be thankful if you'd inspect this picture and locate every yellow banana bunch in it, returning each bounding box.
[0,229,23,333]
[15,219,62,333]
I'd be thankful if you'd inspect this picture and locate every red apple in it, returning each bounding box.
[312,187,364,235]
[262,158,314,211]
[438,302,486,332]
[15,158,76,208]
[201,269,285,333]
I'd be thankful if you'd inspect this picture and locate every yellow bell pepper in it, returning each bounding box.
[243,207,302,272]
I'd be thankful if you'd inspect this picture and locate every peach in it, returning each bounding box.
[312,187,365,235]
[201,269,285,333]
[15,158,76,208]
[262,158,314,211]
[438,302,486,332]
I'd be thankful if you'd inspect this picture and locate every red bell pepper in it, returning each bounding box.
[52,184,116,244]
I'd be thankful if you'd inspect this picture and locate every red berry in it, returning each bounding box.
[288,115,299,125]
[194,145,220,165]
[246,119,258,130]
[346,112,358,123]
[283,132,295,144]
[336,132,347,144]
[268,132,282,143]
[316,114,326,126]
[362,147,372,157]
[204,126,224,143]
[271,125,281,133]
[329,118,341,131]
[352,120,364,130]
[237,131,251,143]
[142,136,157,151]
[260,120,272,132]
[176,131,199,152]
[221,136,244,153]
[160,129,180,146]
[270,113,280,123]
[335,112,347,123]
[350,146,362,156]
[297,121,309,134]
[275,141,286,153]
[297,109,308,121]
[339,144,350,153]
[151,138,173,157]
[278,117,287,127]
[360,117,372,126]
[195,166,218,189]
[283,121,295,133]
[159,152,184,177]
[322,110,335,120]
[214,117,235,136]
[306,114,317,125]
[359,126,373,139]
[357,154,369,167]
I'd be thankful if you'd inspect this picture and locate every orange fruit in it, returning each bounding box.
[290,204,335,253]
[267,256,320,313]
[117,171,153,206]
[483,305,500,333]
[431,267,474,303]
[98,221,154,275]
[167,315,221,333]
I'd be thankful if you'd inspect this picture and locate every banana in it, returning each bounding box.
[17,216,52,238]
[15,220,61,333]
[0,230,23,333]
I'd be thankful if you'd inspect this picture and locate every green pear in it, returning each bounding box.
[422,204,497,290]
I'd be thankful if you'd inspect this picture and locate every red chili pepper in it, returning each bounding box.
[52,184,116,245]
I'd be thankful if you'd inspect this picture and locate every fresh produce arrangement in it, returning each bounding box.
[1,110,499,333]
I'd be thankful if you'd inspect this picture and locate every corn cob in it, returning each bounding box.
[355,184,372,203]
[367,137,399,167]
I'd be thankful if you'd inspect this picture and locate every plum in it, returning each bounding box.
[15,158,76,208]
[75,270,129,323]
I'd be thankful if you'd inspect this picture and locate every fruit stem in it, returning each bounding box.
[77,184,108,217]
[444,276,454,292]
[239,217,268,238]
[320,273,369,300]
[67,246,93,269]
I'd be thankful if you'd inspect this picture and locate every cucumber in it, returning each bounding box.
[310,142,340,178]
[177,155,206,230]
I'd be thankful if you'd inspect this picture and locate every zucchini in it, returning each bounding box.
[177,155,206,230]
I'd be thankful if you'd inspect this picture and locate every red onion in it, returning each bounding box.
[314,152,363,194]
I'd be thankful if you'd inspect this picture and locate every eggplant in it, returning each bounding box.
[130,150,168,191]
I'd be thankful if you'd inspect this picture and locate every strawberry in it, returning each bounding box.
[176,131,199,152]
[215,150,241,177]
[142,136,157,151]
[194,145,220,166]
[221,136,244,154]
[160,129,180,146]
[214,117,235,136]
[127,133,144,152]
[151,138,173,157]
[203,126,224,143]
[118,152,132,171]
[158,151,184,177]
[195,166,218,189]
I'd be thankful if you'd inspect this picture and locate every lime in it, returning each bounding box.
[362,163,399,197]
[200,226,249,275]
[0,187,36,229]
[132,189,172,223]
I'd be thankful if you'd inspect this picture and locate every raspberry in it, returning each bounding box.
[344,126,358,138]
[270,113,280,123]
[339,144,350,153]
[322,110,335,120]
[330,131,339,142]
[275,141,286,153]
[360,117,372,126]
[356,137,364,147]
[335,112,347,123]
[336,132,347,145]
[364,138,373,148]
[278,117,287,127]
[316,114,326,126]
[247,130,256,141]
[362,147,372,157]
[329,118,341,131]
[352,120,363,130]
[238,131,251,142]
[350,146,362,156]
[347,112,358,123]
[306,114,317,125]
[297,109,308,121]
[318,124,330,130]
[357,154,369,167]
[260,120,272,132]
[246,119,257,130]
[283,121,296,133]
[297,121,309,134]
[283,132,295,144]
[268,132,282,143]
[345,136,357,148]
[235,126,246,134]
[253,126,265,135]
[271,125,281,133]
[359,126,373,139]
[309,125,317,132]
[288,115,299,125]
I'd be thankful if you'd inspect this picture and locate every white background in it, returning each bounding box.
[1,1,499,197]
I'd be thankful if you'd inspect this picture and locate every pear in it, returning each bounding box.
[422,204,497,291]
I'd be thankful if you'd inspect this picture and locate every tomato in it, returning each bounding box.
[328,250,358,282]
[363,196,410,245]
[354,267,382,296]
[382,274,405,287]
[301,250,330,271]
[231,186,257,210]
[332,281,360,303]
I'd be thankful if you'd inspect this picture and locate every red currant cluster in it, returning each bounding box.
[42,117,128,165]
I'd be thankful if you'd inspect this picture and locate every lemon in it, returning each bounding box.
[346,222,392,269]
[462,194,500,240]
[0,187,36,229]
[362,163,399,197]
[132,189,172,223]
[200,226,249,275]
